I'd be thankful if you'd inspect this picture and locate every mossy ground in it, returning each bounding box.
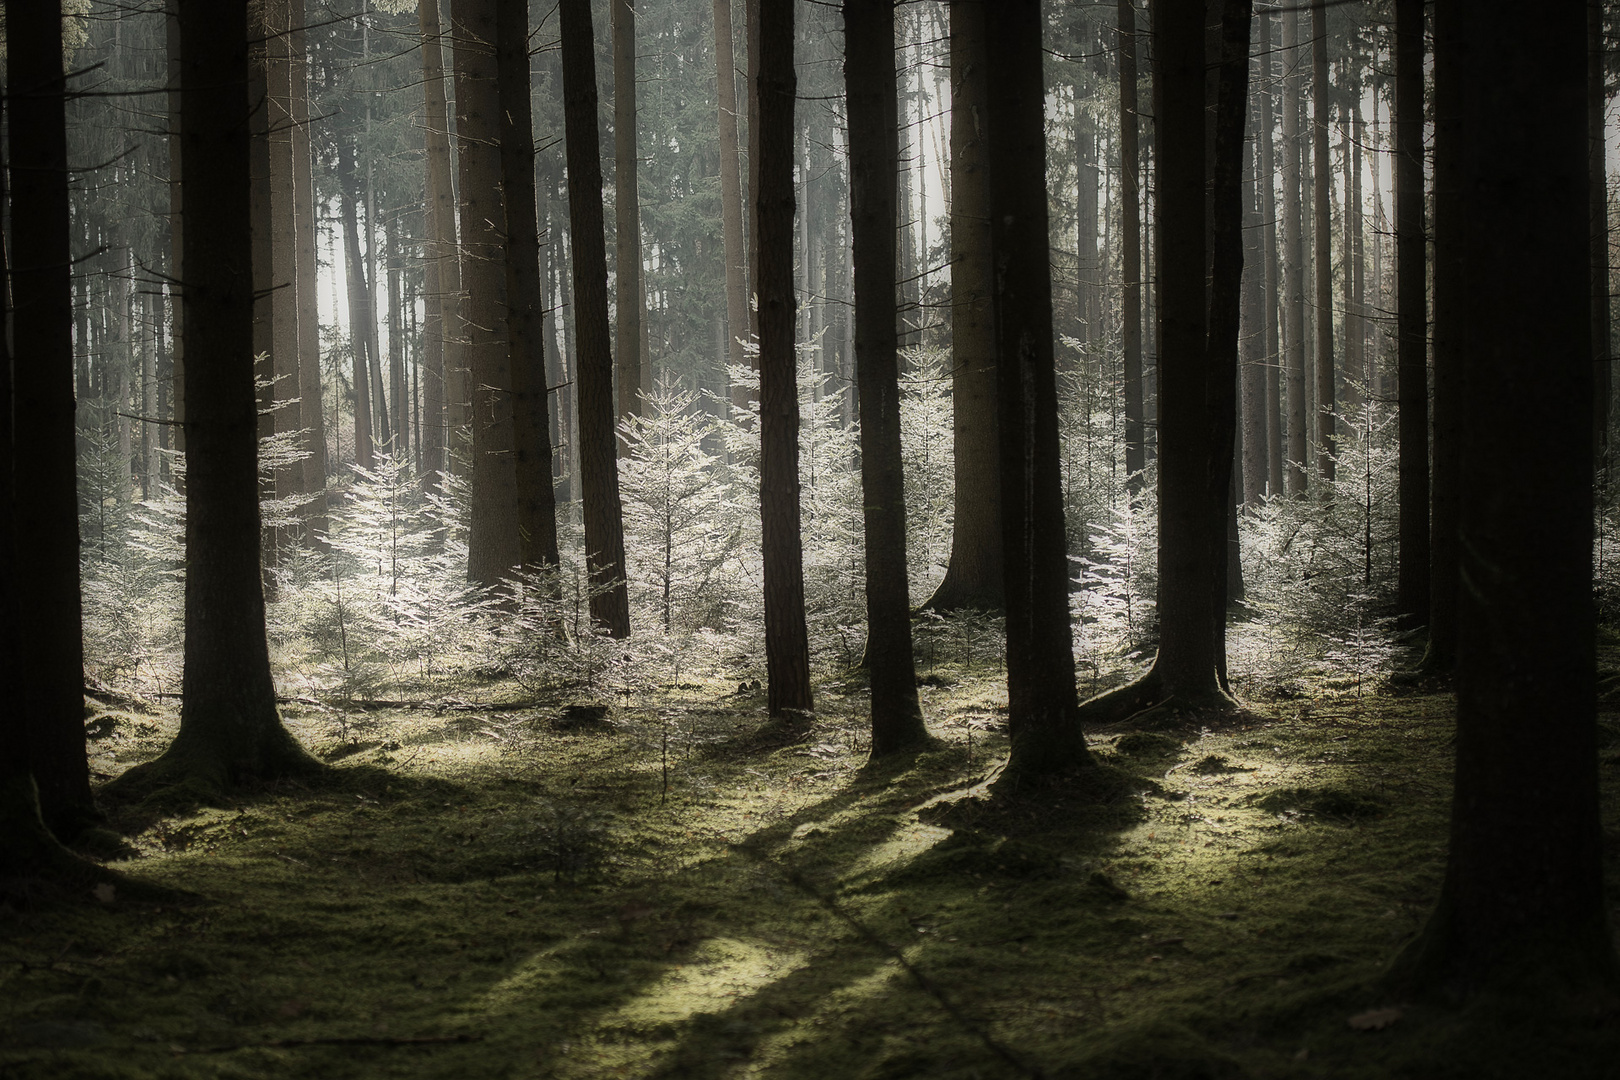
[5,666,1620,1078]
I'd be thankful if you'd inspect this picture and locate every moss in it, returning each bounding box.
[0,685,1614,1078]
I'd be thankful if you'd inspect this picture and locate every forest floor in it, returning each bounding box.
[5,649,1620,1079]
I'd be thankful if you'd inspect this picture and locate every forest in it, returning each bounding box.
[2,0,1618,1076]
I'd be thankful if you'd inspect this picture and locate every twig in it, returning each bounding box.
[176,1033,481,1054]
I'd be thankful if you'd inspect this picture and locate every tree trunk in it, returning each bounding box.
[1391,4,1619,1001]
[6,0,97,838]
[1259,9,1283,497]
[290,0,327,538]
[713,0,751,418]
[755,0,813,716]
[560,0,632,636]
[167,0,186,472]
[845,0,929,756]
[337,137,376,473]
[1281,9,1308,496]
[1424,0,1462,674]
[1118,0,1146,497]
[1394,0,1429,632]
[114,0,320,796]
[387,210,406,455]
[1239,68,1266,507]
[1593,0,1611,466]
[266,0,302,538]
[1311,0,1334,485]
[419,0,458,490]
[921,0,1003,613]
[984,0,1093,776]
[496,0,561,578]
[613,0,644,428]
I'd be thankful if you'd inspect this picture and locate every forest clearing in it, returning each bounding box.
[8,653,1619,1080]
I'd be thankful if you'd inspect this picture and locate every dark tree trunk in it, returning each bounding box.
[613,0,644,428]
[1259,10,1283,497]
[7,0,97,837]
[922,0,1003,613]
[1593,0,1611,466]
[1392,4,1619,1000]
[560,0,632,636]
[1394,0,1429,632]
[755,0,813,716]
[983,0,1093,776]
[1311,0,1334,484]
[266,0,302,536]
[454,0,522,587]
[1281,9,1308,496]
[1424,0,1462,674]
[290,0,327,537]
[1118,0,1147,497]
[114,0,320,795]
[845,0,929,756]
[1240,71,1266,507]
[496,0,561,578]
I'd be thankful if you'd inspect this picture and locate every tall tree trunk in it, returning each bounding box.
[290,0,327,538]
[7,0,97,837]
[560,0,632,636]
[249,5,276,563]
[1311,0,1334,484]
[755,0,813,716]
[1281,9,1308,495]
[419,0,458,489]
[337,138,377,472]
[496,0,561,577]
[1395,0,1429,632]
[613,0,644,428]
[387,210,405,455]
[1076,99,1099,350]
[1593,0,1611,466]
[1118,0,1147,496]
[1346,93,1365,405]
[922,0,1003,613]
[985,0,1093,775]
[266,0,303,538]
[845,0,928,755]
[1392,3,1619,1000]
[114,0,320,796]
[453,0,522,586]
[1240,74,1266,507]
[713,0,751,418]
[167,0,186,474]
[1259,8,1283,496]
[1424,0,1462,674]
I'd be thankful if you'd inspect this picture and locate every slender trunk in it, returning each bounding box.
[714,0,751,418]
[923,0,1003,613]
[1395,0,1429,631]
[1118,0,1146,495]
[845,0,927,754]
[453,0,522,585]
[1240,70,1266,506]
[613,0,644,428]
[387,210,405,454]
[756,0,813,715]
[1311,0,1334,484]
[419,0,458,489]
[290,0,327,537]
[986,0,1091,773]
[267,0,302,524]
[1260,10,1282,496]
[560,0,632,635]
[1281,9,1307,495]
[167,0,186,471]
[337,138,376,472]
[1594,0,1611,465]
[497,0,561,577]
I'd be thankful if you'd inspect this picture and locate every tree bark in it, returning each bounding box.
[613,0,644,428]
[922,0,1003,613]
[755,0,813,716]
[290,0,328,538]
[1311,0,1334,484]
[984,0,1093,776]
[845,0,929,756]
[1118,0,1146,497]
[1392,4,1619,1000]
[560,0,632,636]
[1280,9,1308,496]
[337,137,377,473]
[496,0,561,578]
[1240,67,1266,507]
[114,0,320,795]
[452,0,523,587]
[713,0,751,418]
[1259,9,1283,497]
[1593,0,1611,466]
[418,0,458,490]
[266,0,302,538]
[6,0,98,837]
[1394,0,1429,632]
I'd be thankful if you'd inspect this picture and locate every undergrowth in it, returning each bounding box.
[7,665,1620,1079]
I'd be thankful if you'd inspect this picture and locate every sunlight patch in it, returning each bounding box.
[611,936,808,1029]
[842,821,954,882]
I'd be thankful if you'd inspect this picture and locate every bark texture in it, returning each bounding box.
[1394,0,1429,631]
[613,0,644,427]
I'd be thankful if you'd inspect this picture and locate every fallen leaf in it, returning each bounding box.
[93,883,116,904]
[1348,1007,1402,1031]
